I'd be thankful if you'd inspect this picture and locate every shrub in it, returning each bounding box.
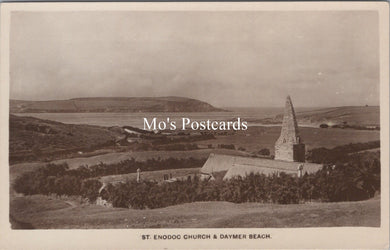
[258,148,270,156]
[80,179,102,202]
[13,145,380,209]
[218,144,235,150]
[306,141,380,164]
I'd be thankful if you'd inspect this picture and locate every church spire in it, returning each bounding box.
[277,95,300,144]
[274,95,305,162]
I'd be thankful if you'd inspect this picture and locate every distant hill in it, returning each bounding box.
[256,106,379,127]
[9,114,120,163]
[10,97,227,113]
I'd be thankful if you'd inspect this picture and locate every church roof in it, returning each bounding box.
[223,165,283,180]
[200,153,322,180]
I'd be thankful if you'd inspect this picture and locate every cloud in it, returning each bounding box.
[10,11,379,107]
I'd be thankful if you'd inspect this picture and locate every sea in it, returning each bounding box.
[13,107,289,128]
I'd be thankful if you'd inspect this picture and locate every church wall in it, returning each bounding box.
[293,144,305,162]
[275,143,294,161]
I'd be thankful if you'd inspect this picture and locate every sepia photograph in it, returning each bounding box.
[0,2,389,249]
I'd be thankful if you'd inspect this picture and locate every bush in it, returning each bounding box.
[13,157,207,201]
[80,179,102,202]
[105,151,380,208]
[218,144,235,150]
[258,148,270,156]
[306,141,380,164]
[14,145,380,209]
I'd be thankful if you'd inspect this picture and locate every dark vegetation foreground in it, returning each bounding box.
[10,137,381,228]
[9,114,381,228]
[13,143,380,209]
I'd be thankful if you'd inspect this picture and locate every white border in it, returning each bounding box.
[0,2,389,249]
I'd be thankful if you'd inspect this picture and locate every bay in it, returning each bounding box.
[12,107,285,128]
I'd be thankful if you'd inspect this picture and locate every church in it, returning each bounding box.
[200,96,322,181]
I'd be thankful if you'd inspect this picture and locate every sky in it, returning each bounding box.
[10,11,379,107]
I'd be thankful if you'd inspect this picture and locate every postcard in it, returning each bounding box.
[0,2,389,249]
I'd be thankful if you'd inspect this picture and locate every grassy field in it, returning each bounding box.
[9,114,381,229]
[201,126,380,154]
[10,125,379,182]
[9,149,251,183]
[9,115,122,164]
[9,115,118,152]
[10,195,380,229]
[295,106,379,126]
[255,106,380,127]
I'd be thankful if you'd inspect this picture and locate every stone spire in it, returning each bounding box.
[275,95,305,162]
[276,95,301,145]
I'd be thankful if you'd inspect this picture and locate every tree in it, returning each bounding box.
[81,179,102,202]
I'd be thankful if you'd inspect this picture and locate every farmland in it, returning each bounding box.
[9,126,379,182]
[201,126,379,155]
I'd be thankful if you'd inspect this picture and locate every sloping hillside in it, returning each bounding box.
[9,195,380,228]
[10,96,226,113]
[9,115,120,163]
[259,106,379,127]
